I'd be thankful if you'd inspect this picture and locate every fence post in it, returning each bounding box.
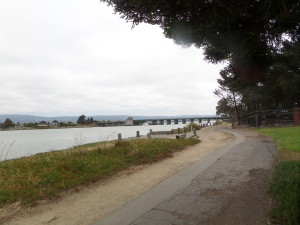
[293,107,300,126]
[149,129,152,134]
[193,128,196,135]
[136,131,140,138]
[177,128,180,134]
[147,133,151,139]
[118,133,122,141]
[183,127,186,133]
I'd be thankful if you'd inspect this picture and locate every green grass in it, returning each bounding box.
[269,161,300,225]
[0,138,199,209]
[256,126,300,225]
[257,127,300,152]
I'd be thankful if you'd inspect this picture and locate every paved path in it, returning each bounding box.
[91,128,276,225]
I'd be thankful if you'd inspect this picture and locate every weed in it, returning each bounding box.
[114,140,130,148]
[186,123,201,131]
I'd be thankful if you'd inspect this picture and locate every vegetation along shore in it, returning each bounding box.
[0,138,200,209]
[257,127,300,225]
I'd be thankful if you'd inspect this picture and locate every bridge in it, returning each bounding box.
[96,115,226,127]
[132,115,226,126]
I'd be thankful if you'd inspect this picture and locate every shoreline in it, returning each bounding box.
[1,126,234,225]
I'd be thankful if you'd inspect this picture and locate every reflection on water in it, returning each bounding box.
[0,124,186,160]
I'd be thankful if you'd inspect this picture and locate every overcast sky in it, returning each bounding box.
[0,0,224,117]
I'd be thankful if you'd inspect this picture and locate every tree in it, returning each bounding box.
[2,118,15,129]
[215,38,300,122]
[100,0,300,82]
[23,122,37,128]
[77,115,86,124]
[214,66,248,124]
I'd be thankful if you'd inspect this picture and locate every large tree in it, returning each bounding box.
[77,115,86,125]
[2,118,15,129]
[215,38,300,122]
[101,0,300,81]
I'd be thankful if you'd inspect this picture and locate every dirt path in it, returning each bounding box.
[1,127,234,225]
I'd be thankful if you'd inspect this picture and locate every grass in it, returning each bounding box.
[185,122,201,131]
[256,126,300,225]
[268,161,300,225]
[257,126,300,153]
[0,138,200,209]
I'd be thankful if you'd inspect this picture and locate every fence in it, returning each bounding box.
[246,109,294,128]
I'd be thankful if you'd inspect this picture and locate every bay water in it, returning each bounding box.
[0,124,188,161]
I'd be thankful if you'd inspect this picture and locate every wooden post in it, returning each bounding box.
[147,133,151,139]
[183,127,186,133]
[177,128,180,134]
[118,133,122,140]
[293,107,300,126]
[136,131,140,137]
[193,128,196,135]
[149,129,152,134]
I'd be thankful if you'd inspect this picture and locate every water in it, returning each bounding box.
[0,124,187,161]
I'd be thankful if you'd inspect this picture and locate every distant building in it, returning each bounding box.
[38,121,48,127]
[124,117,133,126]
[52,120,59,127]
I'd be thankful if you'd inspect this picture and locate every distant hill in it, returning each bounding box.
[0,115,79,124]
[0,114,219,124]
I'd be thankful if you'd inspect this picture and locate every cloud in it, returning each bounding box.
[0,0,223,116]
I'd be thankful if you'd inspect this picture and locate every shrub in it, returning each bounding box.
[186,122,201,131]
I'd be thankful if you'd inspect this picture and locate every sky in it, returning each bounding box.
[0,0,225,117]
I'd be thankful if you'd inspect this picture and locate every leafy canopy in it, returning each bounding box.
[101,0,300,81]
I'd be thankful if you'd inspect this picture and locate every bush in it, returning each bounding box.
[186,122,201,131]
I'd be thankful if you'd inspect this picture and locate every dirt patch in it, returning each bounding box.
[277,150,300,161]
[2,127,234,225]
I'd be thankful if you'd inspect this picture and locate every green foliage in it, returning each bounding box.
[186,123,201,131]
[256,127,300,224]
[23,122,37,128]
[0,138,199,208]
[77,115,86,124]
[269,161,300,225]
[101,0,300,81]
[215,38,300,121]
[1,118,15,129]
[59,122,76,127]
[214,66,248,124]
